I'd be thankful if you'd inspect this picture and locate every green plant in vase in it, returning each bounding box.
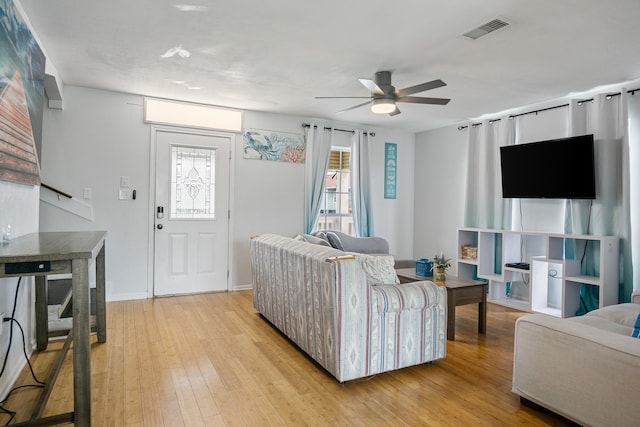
[432,252,451,282]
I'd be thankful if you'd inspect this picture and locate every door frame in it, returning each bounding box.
[147,125,236,298]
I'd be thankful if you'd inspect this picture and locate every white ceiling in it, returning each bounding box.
[18,0,640,133]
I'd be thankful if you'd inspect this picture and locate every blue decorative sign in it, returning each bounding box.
[384,143,397,199]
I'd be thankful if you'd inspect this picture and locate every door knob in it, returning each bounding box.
[157,224,163,230]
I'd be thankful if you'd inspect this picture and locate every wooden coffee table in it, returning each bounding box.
[396,268,487,341]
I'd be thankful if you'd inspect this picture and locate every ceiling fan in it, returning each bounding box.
[315,71,450,116]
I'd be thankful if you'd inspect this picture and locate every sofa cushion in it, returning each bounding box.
[322,230,389,254]
[325,231,344,250]
[311,231,331,245]
[294,233,331,247]
[567,315,633,336]
[585,303,640,328]
[355,254,399,285]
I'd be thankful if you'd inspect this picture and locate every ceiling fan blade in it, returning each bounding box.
[389,106,401,116]
[397,96,450,105]
[315,96,373,99]
[336,100,372,114]
[397,79,447,97]
[358,78,385,95]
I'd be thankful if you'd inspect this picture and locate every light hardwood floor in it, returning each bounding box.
[2,291,573,426]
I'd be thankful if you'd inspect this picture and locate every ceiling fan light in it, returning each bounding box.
[371,98,396,114]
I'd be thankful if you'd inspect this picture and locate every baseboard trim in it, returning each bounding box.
[107,292,148,302]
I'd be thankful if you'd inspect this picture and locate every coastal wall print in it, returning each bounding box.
[242,128,306,163]
[384,142,397,199]
[0,0,46,186]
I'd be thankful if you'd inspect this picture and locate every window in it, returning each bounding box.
[316,149,354,235]
[170,145,216,219]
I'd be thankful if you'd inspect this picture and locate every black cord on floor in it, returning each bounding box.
[0,277,46,425]
[0,278,21,426]
[3,319,45,386]
[0,277,21,380]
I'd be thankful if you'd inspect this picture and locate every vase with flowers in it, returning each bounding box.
[432,252,451,282]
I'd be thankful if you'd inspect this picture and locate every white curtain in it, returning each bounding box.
[565,93,632,308]
[463,117,515,229]
[628,92,640,293]
[350,130,373,237]
[303,125,332,233]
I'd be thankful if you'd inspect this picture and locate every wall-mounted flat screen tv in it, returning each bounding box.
[499,134,596,199]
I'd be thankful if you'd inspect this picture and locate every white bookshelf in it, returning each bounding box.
[456,228,619,317]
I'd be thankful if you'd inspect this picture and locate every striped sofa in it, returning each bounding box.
[250,234,447,382]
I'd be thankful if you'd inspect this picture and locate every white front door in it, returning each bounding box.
[153,128,230,296]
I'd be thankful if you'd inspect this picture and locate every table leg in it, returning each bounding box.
[478,285,487,334]
[96,243,107,343]
[34,276,48,351]
[447,289,455,341]
[72,258,91,427]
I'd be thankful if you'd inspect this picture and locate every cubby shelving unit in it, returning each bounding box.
[456,228,619,318]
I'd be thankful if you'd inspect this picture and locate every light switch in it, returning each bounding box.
[119,189,132,200]
[83,187,92,199]
[120,176,131,188]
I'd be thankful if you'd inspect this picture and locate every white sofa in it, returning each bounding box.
[250,234,447,382]
[512,291,640,427]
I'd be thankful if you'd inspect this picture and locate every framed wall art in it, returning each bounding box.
[242,128,305,163]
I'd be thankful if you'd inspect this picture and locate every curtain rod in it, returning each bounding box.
[302,123,375,137]
[458,87,639,130]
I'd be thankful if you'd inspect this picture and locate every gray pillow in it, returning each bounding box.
[302,233,331,247]
[312,231,330,244]
[325,232,344,250]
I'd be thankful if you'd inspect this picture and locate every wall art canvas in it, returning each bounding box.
[384,142,397,199]
[0,0,45,185]
[242,128,305,163]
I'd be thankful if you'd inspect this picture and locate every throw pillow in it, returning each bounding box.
[355,254,400,285]
[325,231,344,251]
[302,233,331,247]
[293,233,331,247]
[633,313,640,338]
[312,231,330,245]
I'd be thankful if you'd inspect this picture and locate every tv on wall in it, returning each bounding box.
[499,134,596,199]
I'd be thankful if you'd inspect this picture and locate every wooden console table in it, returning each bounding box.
[396,268,487,341]
[0,231,107,426]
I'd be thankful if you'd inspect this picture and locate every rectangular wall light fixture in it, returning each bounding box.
[144,97,242,132]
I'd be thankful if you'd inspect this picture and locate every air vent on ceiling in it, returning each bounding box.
[463,18,510,40]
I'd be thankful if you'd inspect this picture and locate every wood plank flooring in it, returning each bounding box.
[1,291,574,426]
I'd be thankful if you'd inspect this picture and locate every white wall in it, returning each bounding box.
[365,127,416,260]
[231,112,306,288]
[414,125,467,274]
[40,87,150,301]
[0,181,39,399]
[39,86,416,296]
[230,112,416,286]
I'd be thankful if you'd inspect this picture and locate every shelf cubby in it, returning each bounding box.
[456,228,619,317]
